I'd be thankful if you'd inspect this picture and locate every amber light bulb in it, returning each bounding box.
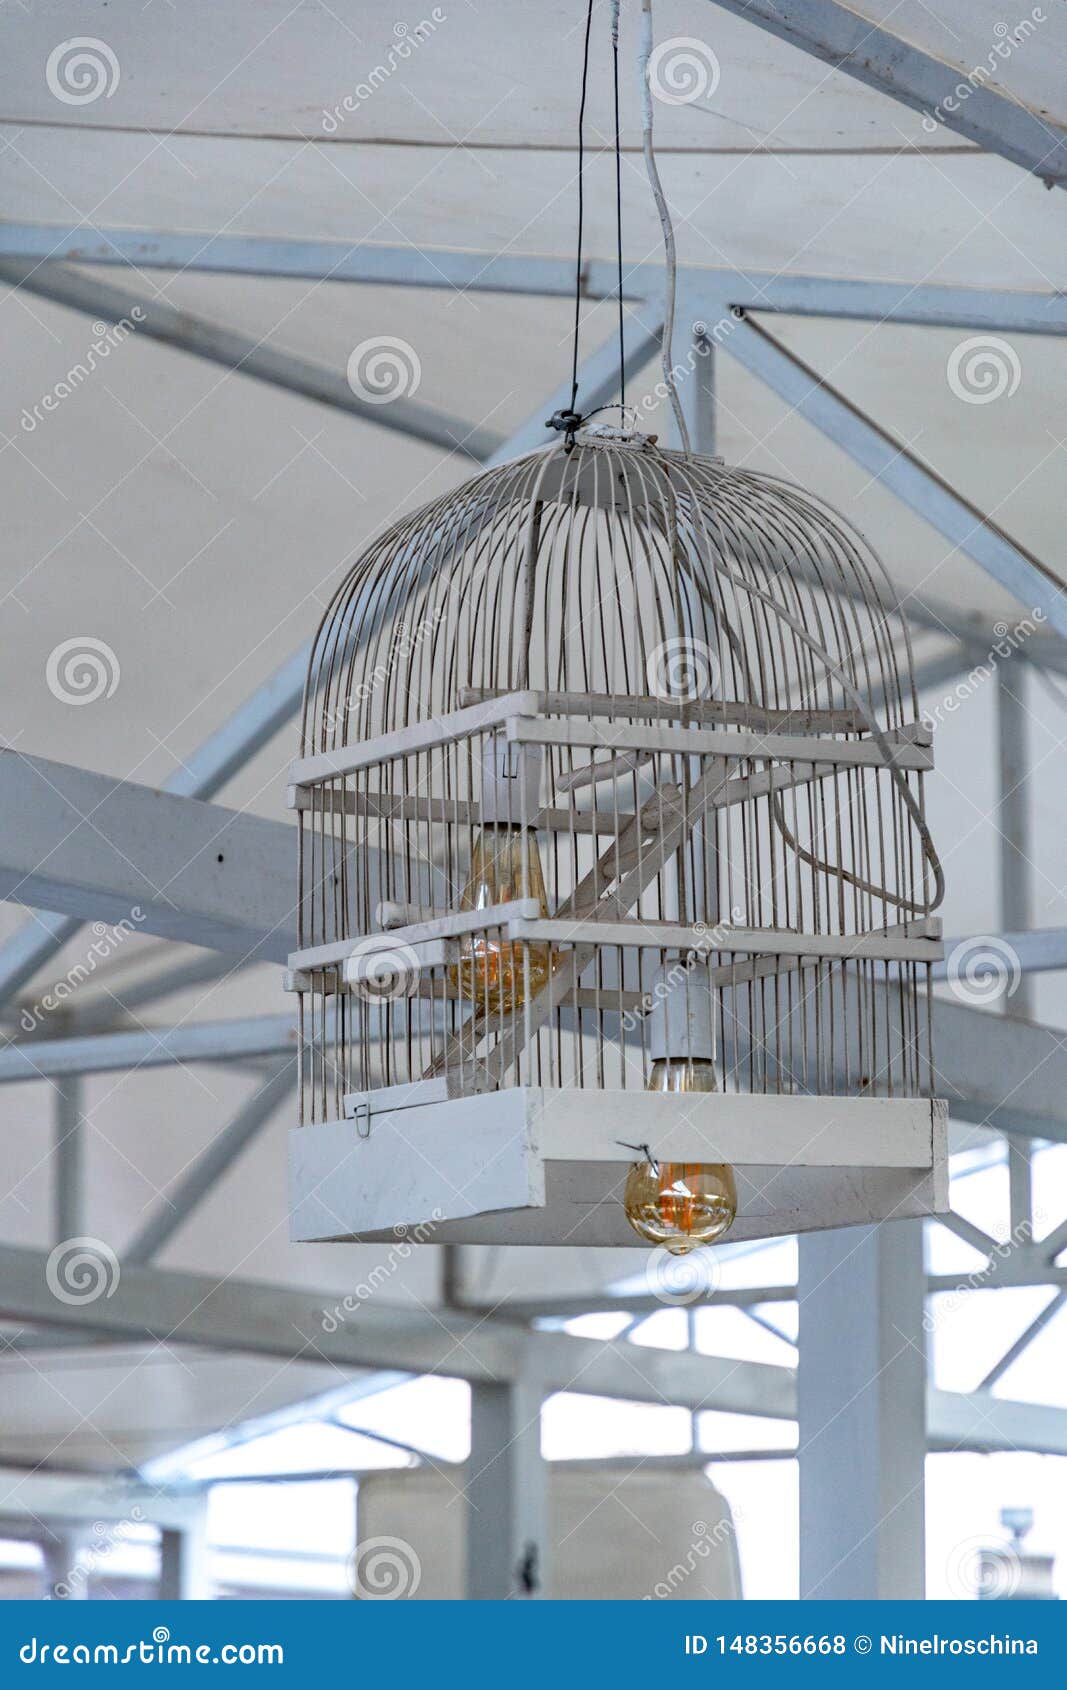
[450,825,551,1013]
[622,963,738,1254]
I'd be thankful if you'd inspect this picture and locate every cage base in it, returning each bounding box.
[289,1089,947,1247]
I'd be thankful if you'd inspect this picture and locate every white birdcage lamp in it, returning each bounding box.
[284,4,947,1254]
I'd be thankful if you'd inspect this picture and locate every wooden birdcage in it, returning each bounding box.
[286,427,947,1248]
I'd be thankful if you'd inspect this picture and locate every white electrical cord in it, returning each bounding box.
[639,0,692,455]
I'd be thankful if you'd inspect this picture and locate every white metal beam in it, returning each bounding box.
[124,1060,297,1264]
[934,928,1067,980]
[0,641,312,1006]
[0,1242,795,1417]
[0,1015,299,1083]
[976,1290,1067,1391]
[0,260,502,462]
[928,1389,1067,1456]
[933,997,1067,1142]
[0,750,296,964]
[4,234,1067,333]
[0,1466,205,1533]
[705,0,1067,189]
[722,313,1067,643]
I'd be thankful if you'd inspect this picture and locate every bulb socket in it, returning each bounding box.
[648,960,715,1062]
[479,733,543,827]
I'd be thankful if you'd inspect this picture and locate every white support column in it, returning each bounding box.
[998,660,1034,1019]
[998,659,1035,1232]
[679,317,717,457]
[466,1381,547,1600]
[159,1508,211,1600]
[40,1530,90,1599]
[53,1070,83,1243]
[797,1222,927,1600]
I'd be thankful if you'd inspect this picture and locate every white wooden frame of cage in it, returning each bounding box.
[286,692,947,1247]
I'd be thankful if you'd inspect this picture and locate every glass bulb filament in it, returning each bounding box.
[623,1159,737,1254]
[622,1055,738,1252]
[450,825,551,1013]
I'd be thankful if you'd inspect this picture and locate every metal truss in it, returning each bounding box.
[704,0,1067,190]
[1,222,1066,1602]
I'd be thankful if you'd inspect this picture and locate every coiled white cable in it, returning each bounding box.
[639,0,692,455]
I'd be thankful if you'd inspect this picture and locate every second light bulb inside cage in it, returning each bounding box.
[623,963,737,1254]
[450,736,551,1014]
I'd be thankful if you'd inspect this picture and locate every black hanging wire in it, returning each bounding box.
[611,0,626,409]
[548,0,596,446]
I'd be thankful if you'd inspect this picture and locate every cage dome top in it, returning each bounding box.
[302,440,921,755]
